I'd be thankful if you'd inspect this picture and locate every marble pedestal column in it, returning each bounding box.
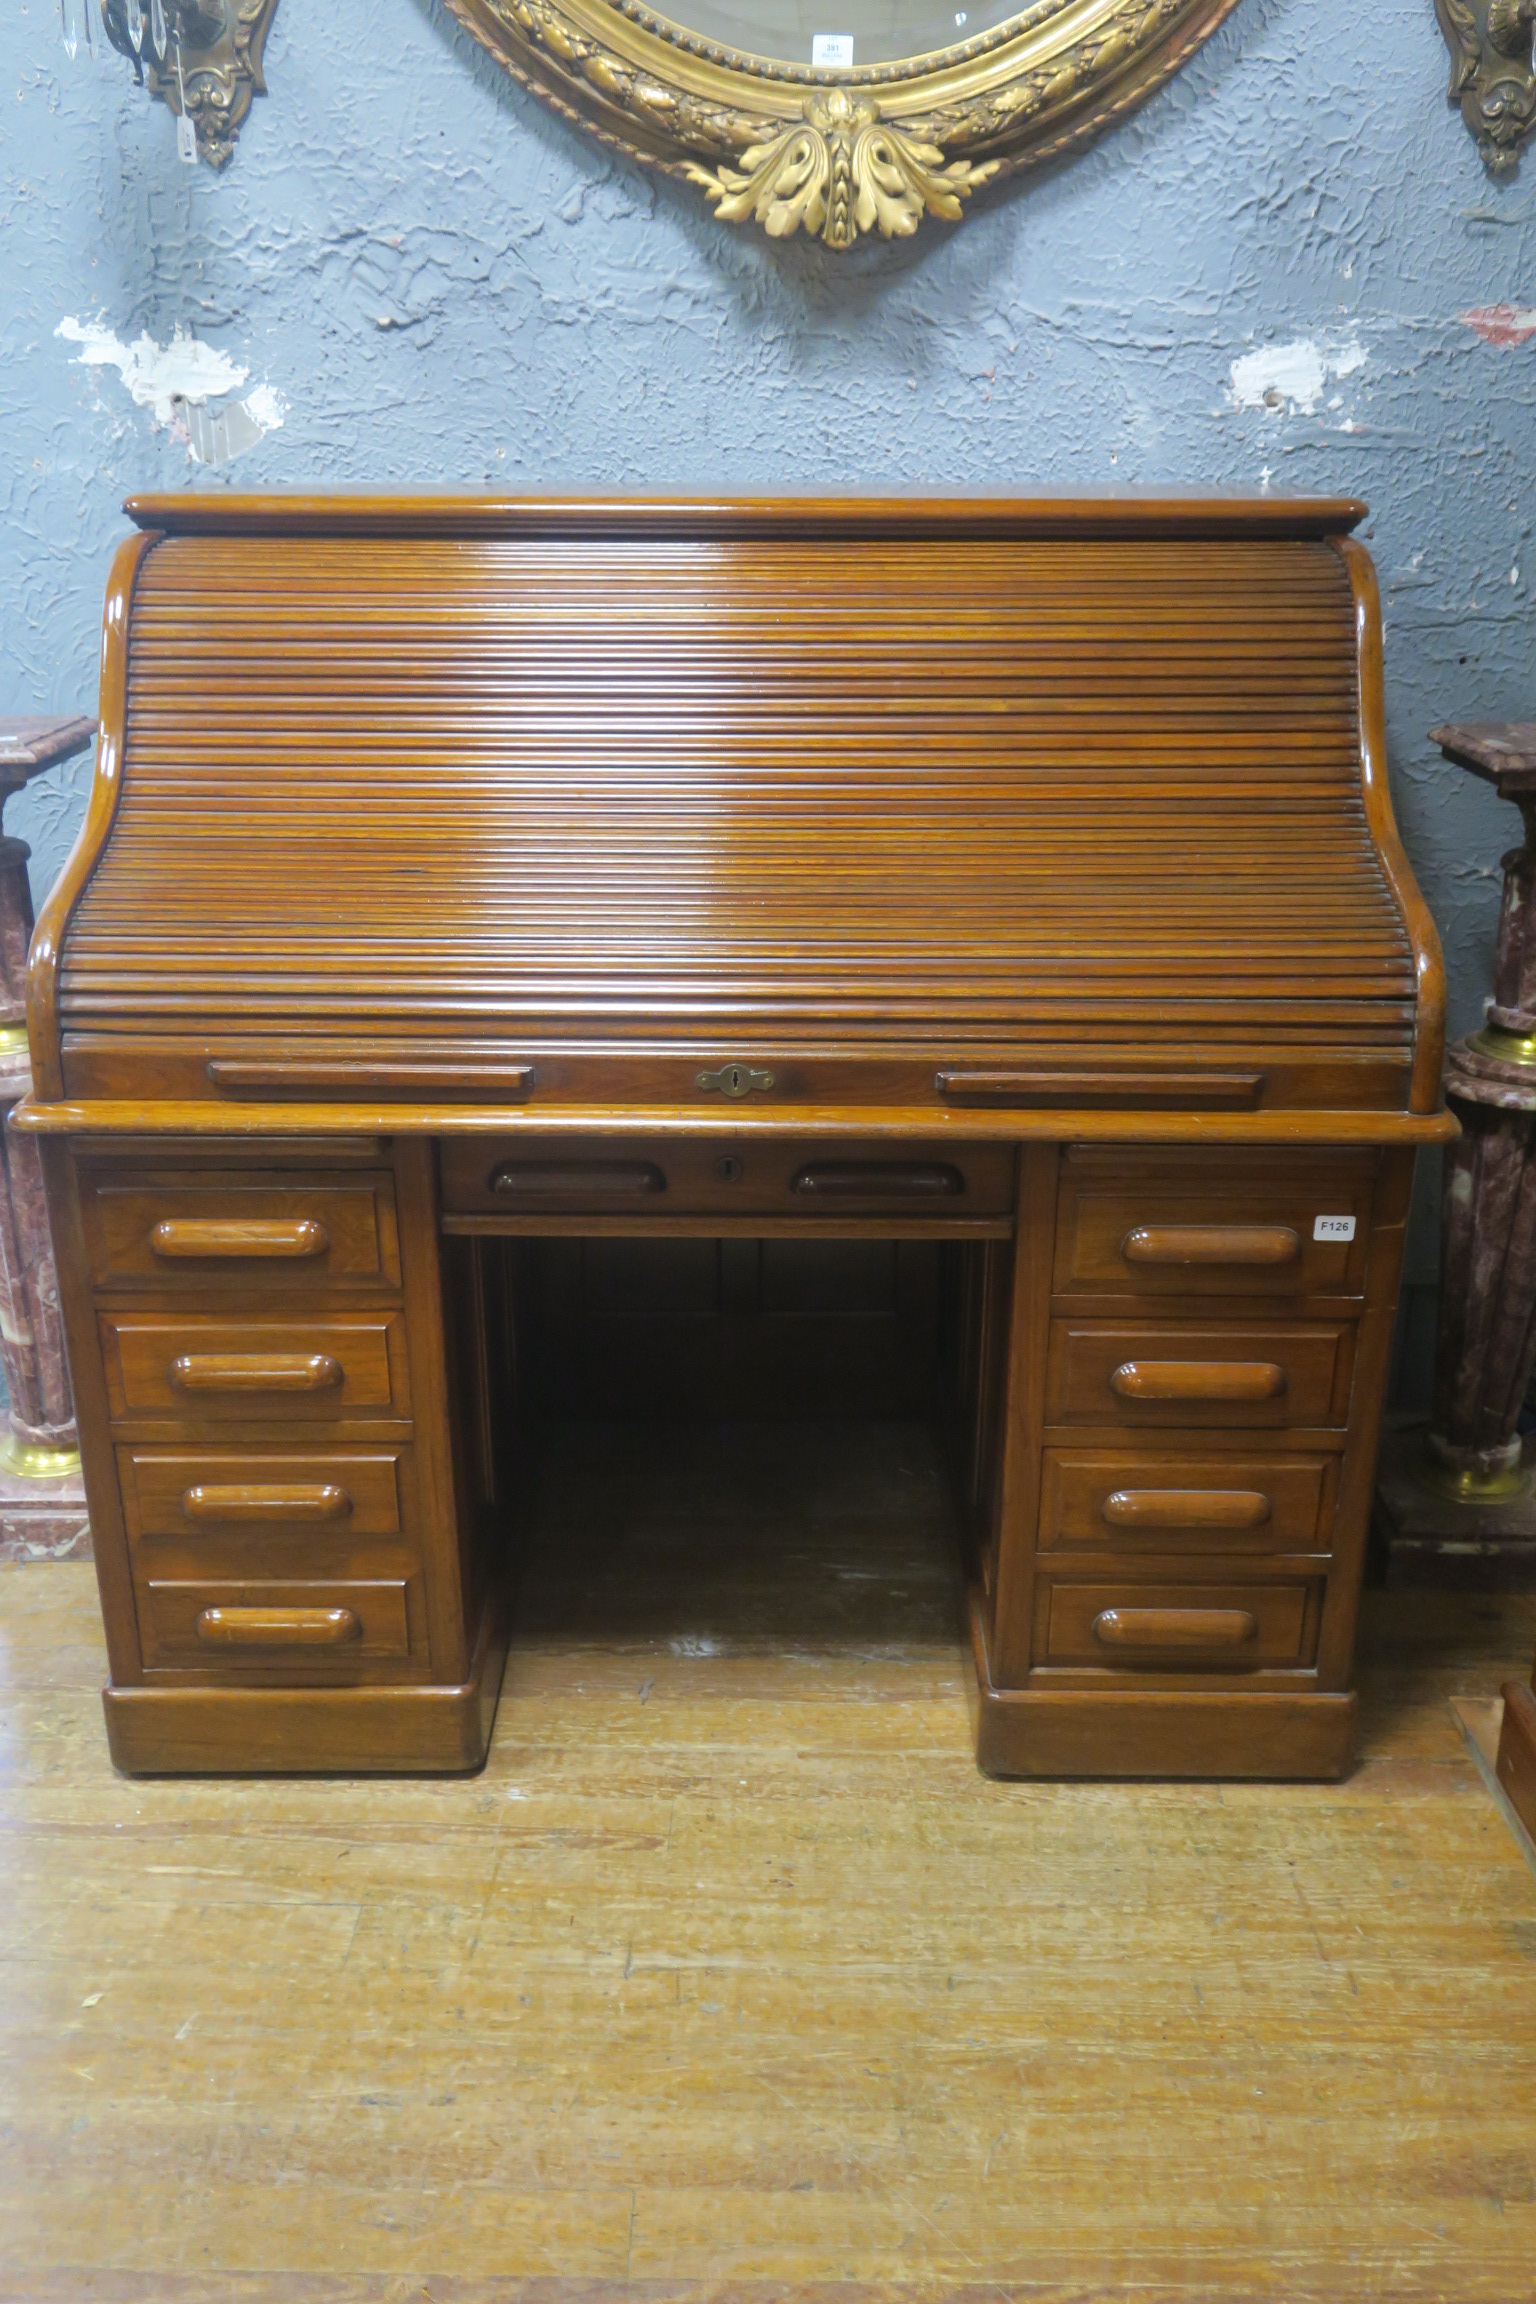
[1376,722,1536,1581]
[0,718,94,1560]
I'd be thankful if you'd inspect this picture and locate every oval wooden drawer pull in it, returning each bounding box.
[1102,1488,1273,1530]
[182,1483,353,1523]
[1110,1359,1286,1403]
[1122,1225,1300,1267]
[1092,1606,1258,1651]
[195,1605,362,1647]
[170,1353,344,1394]
[791,1162,964,1198]
[490,1160,665,1195]
[151,1218,331,1260]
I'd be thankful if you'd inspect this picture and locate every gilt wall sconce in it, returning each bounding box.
[57,0,278,166]
[1437,0,1536,173]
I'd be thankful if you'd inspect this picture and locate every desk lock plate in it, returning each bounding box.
[696,1062,776,1099]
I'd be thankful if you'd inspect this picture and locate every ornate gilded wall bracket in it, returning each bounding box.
[443,0,1245,249]
[101,0,279,167]
[1437,0,1536,174]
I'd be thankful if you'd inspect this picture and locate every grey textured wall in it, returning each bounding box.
[3,0,1534,1383]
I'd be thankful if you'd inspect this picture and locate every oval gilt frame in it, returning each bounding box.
[442,0,1244,248]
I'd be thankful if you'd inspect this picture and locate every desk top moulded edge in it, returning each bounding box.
[7,1098,1458,1142]
[119,492,1370,541]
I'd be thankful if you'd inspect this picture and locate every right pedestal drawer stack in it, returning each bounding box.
[980,1143,1416,1777]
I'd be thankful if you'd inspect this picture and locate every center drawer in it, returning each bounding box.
[100,1314,411,1423]
[439,1136,1015,1219]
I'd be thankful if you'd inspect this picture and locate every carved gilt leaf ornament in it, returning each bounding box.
[441,0,1246,247]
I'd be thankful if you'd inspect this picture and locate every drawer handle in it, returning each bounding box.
[170,1353,344,1394]
[1103,1488,1273,1530]
[183,1483,353,1523]
[489,1160,665,1196]
[1092,1606,1258,1651]
[1110,1360,1286,1403]
[1122,1225,1300,1268]
[791,1162,964,1198]
[151,1218,331,1261]
[195,1605,362,1648]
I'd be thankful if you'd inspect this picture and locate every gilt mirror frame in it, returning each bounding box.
[442,0,1244,248]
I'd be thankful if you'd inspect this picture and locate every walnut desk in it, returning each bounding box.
[17,494,1453,1780]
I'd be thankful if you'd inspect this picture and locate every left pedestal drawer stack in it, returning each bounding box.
[80,1156,430,1679]
[42,1139,497,1774]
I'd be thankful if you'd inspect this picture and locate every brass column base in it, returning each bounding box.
[0,1433,83,1482]
[1424,1428,1531,1503]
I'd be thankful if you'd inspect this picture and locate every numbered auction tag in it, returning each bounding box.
[176,111,197,164]
[812,32,853,64]
[1313,1214,1356,1242]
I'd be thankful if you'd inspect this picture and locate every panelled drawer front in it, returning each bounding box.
[81,1172,401,1291]
[138,1577,416,1670]
[1040,1450,1334,1554]
[1047,1321,1354,1429]
[120,1449,406,1542]
[1036,1579,1320,1669]
[439,1136,1016,1217]
[1054,1149,1376,1299]
[100,1314,410,1422]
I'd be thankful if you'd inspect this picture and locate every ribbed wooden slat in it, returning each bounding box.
[60,529,1415,1065]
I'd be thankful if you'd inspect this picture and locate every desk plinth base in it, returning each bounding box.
[102,1605,508,1777]
[968,1589,1356,1781]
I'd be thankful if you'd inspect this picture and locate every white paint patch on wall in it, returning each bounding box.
[242,383,287,433]
[56,317,247,422]
[1229,336,1366,415]
[55,317,284,465]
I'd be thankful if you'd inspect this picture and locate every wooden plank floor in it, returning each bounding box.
[3,1419,1536,2304]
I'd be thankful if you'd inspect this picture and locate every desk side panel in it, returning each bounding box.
[40,1136,144,1686]
[27,531,159,1102]
[1333,537,1447,1114]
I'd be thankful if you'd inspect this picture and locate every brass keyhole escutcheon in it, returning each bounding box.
[715,1154,744,1182]
[696,1061,775,1099]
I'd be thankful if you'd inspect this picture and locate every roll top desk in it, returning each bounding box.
[18,494,1452,1779]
